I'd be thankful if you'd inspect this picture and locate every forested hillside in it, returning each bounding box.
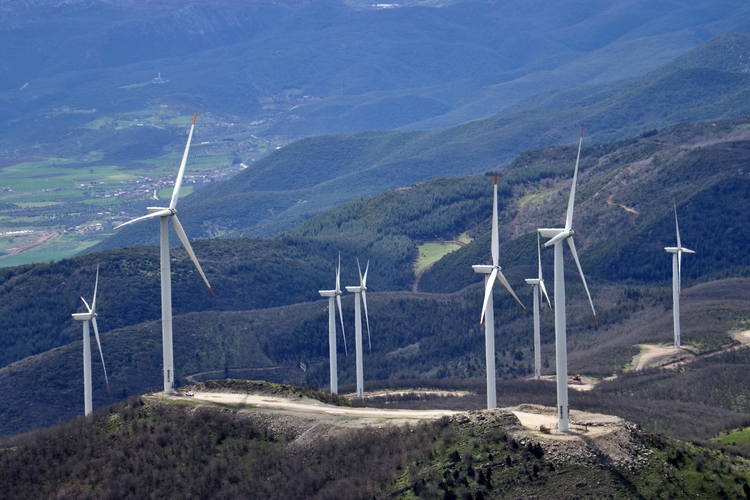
[2,274,749,437]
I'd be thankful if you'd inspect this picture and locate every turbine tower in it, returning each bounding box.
[665,205,695,349]
[525,233,551,380]
[539,125,597,432]
[345,258,371,400]
[115,113,215,394]
[473,172,528,410]
[71,263,109,416]
[318,253,348,394]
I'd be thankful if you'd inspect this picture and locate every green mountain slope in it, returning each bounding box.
[6,115,750,375]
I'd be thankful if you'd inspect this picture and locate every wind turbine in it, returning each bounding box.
[665,205,695,349]
[71,263,109,416]
[115,112,215,394]
[345,258,371,400]
[539,125,597,432]
[472,172,528,410]
[525,233,552,380]
[318,253,348,394]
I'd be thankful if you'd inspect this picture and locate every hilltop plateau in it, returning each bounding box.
[3,382,750,499]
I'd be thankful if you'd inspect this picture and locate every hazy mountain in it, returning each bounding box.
[91,33,750,250]
[1,0,750,158]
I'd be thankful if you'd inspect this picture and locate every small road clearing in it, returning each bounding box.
[631,330,750,371]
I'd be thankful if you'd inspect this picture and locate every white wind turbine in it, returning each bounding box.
[473,172,528,410]
[665,205,695,349]
[318,253,348,394]
[525,233,552,380]
[539,125,597,432]
[115,112,215,394]
[71,263,109,416]
[345,258,371,400]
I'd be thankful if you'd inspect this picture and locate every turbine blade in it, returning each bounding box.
[357,257,363,287]
[362,290,371,355]
[537,232,543,280]
[480,268,498,324]
[91,317,110,393]
[169,112,197,210]
[541,230,570,249]
[114,209,171,229]
[336,294,348,357]
[80,296,92,315]
[91,262,99,313]
[496,269,527,312]
[674,205,681,249]
[567,237,598,326]
[172,214,216,297]
[491,172,499,268]
[335,252,341,293]
[363,260,369,289]
[678,250,682,293]
[565,125,584,230]
[539,280,552,310]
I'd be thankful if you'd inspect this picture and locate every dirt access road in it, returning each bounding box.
[161,391,458,427]
[632,330,750,371]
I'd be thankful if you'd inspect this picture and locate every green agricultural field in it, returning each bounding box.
[0,143,240,266]
[415,233,472,275]
[0,233,98,267]
[415,241,462,275]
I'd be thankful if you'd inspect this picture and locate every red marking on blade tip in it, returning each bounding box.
[192,112,197,125]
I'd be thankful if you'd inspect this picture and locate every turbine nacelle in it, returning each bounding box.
[319,290,338,297]
[525,278,541,285]
[147,207,175,215]
[472,264,494,274]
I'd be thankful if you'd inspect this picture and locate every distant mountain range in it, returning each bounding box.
[87,31,750,250]
[1,0,749,159]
